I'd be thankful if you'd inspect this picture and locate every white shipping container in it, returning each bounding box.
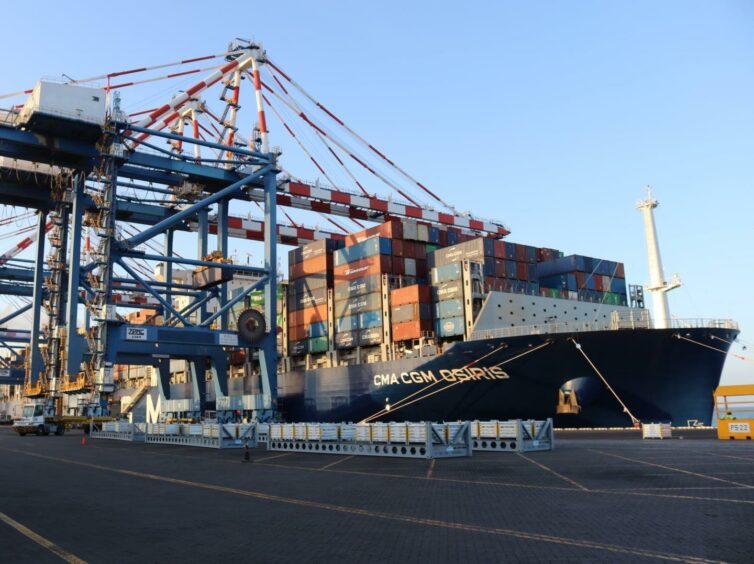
[306,423,321,441]
[498,421,518,438]
[371,423,388,442]
[402,221,419,241]
[320,424,339,441]
[408,423,426,443]
[405,258,416,277]
[19,81,106,126]
[478,421,499,438]
[389,422,407,443]
[417,224,429,242]
[355,424,371,442]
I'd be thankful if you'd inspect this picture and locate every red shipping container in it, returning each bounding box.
[494,259,506,278]
[494,240,506,259]
[516,262,527,280]
[287,323,309,341]
[402,241,416,259]
[515,244,526,262]
[392,256,405,276]
[288,304,328,328]
[575,272,586,289]
[392,239,404,257]
[391,320,433,342]
[593,276,603,291]
[345,220,403,246]
[333,255,392,282]
[289,255,332,280]
[391,284,431,307]
[616,263,625,278]
[415,258,428,278]
[438,229,448,247]
[414,243,427,260]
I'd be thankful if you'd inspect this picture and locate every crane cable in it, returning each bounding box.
[264,57,455,212]
[361,341,552,424]
[257,75,425,209]
[675,334,753,364]
[264,70,372,198]
[569,338,640,426]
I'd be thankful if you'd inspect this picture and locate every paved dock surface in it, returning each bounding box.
[1,427,752,563]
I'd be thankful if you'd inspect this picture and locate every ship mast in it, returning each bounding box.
[636,187,681,329]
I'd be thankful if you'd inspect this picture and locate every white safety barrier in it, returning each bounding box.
[91,421,146,442]
[144,422,257,449]
[470,419,554,452]
[642,422,672,440]
[267,421,472,459]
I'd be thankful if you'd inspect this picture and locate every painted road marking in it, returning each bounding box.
[588,449,754,489]
[0,511,87,564]
[252,452,294,463]
[517,453,589,491]
[0,449,723,564]
[319,455,355,470]
[426,459,436,479]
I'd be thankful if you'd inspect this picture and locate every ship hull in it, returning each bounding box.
[276,326,738,427]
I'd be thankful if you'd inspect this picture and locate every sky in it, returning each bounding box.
[0,1,752,384]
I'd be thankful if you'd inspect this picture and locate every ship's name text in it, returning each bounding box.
[373,366,509,387]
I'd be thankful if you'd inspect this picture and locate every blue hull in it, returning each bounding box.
[276,327,737,427]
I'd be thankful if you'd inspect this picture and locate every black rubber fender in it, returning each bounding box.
[237,308,267,343]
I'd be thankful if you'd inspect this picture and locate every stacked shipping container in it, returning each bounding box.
[537,254,628,305]
[287,239,344,356]
[390,284,432,341]
[333,235,392,349]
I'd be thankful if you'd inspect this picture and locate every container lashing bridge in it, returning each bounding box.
[0,39,509,421]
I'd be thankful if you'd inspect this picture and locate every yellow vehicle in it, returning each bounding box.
[714,384,754,440]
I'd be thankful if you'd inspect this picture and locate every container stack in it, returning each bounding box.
[429,238,540,298]
[537,254,628,305]
[287,239,343,356]
[333,235,392,350]
[390,284,433,341]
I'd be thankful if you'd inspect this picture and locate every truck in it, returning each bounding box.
[12,399,113,436]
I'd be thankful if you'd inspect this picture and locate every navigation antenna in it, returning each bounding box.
[636,186,681,329]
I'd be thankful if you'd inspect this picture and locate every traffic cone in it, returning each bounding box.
[81,434,87,446]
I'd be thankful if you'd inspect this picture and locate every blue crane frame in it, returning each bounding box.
[0,112,280,419]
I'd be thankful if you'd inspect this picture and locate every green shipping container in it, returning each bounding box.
[308,336,329,353]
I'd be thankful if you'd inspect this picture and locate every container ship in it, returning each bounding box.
[110,203,737,429]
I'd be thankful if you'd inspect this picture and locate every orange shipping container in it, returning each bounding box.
[391,320,432,342]
[390,284,430,307]
[287,323,310,341]
[345,220,403,246]
[289,255,332,280]
[333,255,392,282]
[288,304,328,328]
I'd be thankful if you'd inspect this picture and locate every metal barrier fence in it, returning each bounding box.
[267,421,473,459]
[91,421,146,442]
[470,419,554,452]
[143,422,257,449]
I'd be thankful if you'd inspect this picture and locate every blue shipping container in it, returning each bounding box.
[431,262,463,284]
[307,322,328,338]
[358,310,383,329]
[435,299,464,319]
[610,278,627,294]
[336,315,359,332]
[435,316,465,337]
[334,237,392,266]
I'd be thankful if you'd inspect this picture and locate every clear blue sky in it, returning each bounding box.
[1,1,752,384]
